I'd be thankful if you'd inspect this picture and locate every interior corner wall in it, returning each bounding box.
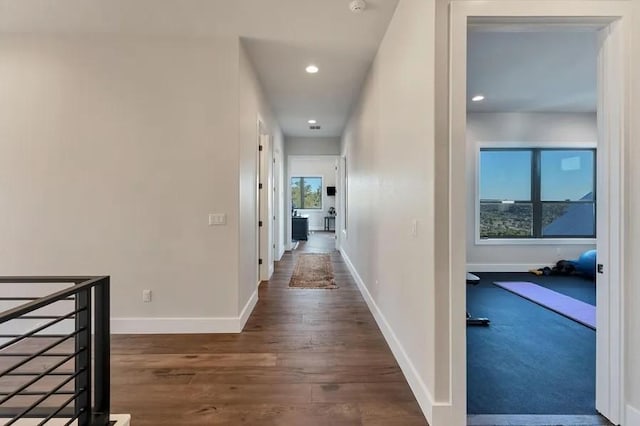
[238,41,283,314]
[340,0,439,422]
[0,35,242,327]
[466,112,597,271]
[626,1,640,419]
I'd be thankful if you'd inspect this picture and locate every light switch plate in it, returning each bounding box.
[209,213,227,226]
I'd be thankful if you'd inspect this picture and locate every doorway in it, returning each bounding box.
[465,27,600,420]
[448,2,632,425]
[287,155,340,251]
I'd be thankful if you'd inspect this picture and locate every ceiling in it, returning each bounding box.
[0,0,400,137]
[467,30,598,113]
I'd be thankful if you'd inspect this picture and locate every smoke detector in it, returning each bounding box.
[349,0,366,13]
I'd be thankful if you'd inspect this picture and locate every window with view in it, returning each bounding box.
[291,177,323,210]
[479,148,596,239]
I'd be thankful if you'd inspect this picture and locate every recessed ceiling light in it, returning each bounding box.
[305,65,319,74]
[472,95,485,102]
[308,119,317,124]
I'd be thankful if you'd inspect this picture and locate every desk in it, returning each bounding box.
[324,216,336,231]
[292,216,309,240]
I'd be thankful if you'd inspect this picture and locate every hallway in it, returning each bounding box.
[110,233,427,425]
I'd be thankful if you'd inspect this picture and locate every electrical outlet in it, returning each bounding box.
[142,289,152,303]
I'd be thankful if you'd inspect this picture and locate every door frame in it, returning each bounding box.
[257,118,273,283]
[449,1,632,424]
[286,155,340,247]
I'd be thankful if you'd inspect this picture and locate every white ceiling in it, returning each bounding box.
[467,30,598,113]
[2,3,596,131]
[0,0,400,137]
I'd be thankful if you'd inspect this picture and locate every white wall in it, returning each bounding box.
[0,35,240,324]
[289,157,337,231]
[285,137,341,156]
[0,34,280,332]
[238,41,283,312]
[466,112,597,270]
[340,0,439,423]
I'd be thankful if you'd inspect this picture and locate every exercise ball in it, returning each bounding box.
[574,249,597,278]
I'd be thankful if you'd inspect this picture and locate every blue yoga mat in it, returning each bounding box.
[494,281,596,330]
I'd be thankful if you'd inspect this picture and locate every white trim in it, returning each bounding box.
[111,288,259,334]
[340,248,447,425]
[111,317,240,334]
[450,2,631,425]
[238,287,259,331]
[111,415,131,426]
[466,263,550,273]
[475,238,597,246]
[626,404,640,426]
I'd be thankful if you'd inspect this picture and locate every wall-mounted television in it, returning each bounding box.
[326,186,336,196]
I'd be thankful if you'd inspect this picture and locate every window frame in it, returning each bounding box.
[476,146,597,244]
[290,176,324,210]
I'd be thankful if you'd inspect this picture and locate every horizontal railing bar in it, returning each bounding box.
[0,352,75,358]
[0,334,73,338]
[0,349,83,405]
[0,276,97,283]
[0,297,75,301]
[5,315,76,320]
[0,310,81,353]
[0,276,107,324]
[0,329,84,377]
[2,371,73,377]
[0,353,75,358]
[0,406,75,418]
[6,370,83,425]
[40,390,84,425]
[0,390,76,396]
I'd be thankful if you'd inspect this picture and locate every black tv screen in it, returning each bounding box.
[327,186,336,196]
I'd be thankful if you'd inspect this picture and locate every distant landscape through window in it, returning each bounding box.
[291,176,323,210]
[479,148,596,239]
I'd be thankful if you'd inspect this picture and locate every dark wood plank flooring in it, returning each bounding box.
[111,232,428,425]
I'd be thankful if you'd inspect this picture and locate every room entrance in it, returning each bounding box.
[447,3,632,425]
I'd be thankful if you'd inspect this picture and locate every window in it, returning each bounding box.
[291,176,323,210]
[479,148,595,239]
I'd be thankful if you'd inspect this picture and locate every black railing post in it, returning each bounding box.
[75,288,92,425]
[93,277,111,425]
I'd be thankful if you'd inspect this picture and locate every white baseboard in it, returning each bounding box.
[111,288,259,334]
[111,317,240,334]
[340,248,440,425]
[239,287,259,331]
[277,246,286,261]
[466,263,550,273]
[626,404,640,425]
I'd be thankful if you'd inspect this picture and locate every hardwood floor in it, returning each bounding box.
[111,232,428,425]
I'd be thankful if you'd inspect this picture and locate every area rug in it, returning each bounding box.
[289,254,337,289]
